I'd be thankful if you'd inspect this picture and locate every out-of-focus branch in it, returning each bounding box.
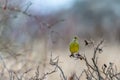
[0,53,10,78]
[23,1,32,13]
[3,0,8,10]
[0,1,32,17]
[47,19,64,29]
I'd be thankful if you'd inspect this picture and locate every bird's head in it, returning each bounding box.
[74,36,78,40]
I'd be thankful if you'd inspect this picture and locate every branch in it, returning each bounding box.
[92,40,104,80]
[30,65,56,80]
[50,54,67,80]
[23,1,32,13]
[40,67,57,80]
[70,39,104,80]
[93,40,104,59]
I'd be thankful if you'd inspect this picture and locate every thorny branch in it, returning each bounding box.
[29,65,56,80]
[71,40,104,80]
[71,39,120,80]
[50,53,67,80]
[92,40,104,80]
[40,68,56,80]
[29,53,67,80]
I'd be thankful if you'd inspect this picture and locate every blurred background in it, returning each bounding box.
[0,0,120,79]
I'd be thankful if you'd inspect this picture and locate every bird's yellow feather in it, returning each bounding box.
[69,37,80,54]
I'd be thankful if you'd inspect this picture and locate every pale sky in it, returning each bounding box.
[29,0,76,15]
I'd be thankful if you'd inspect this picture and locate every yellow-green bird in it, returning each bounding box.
[69,36,80,57]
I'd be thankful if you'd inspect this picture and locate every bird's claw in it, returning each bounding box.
[69,54,74,57]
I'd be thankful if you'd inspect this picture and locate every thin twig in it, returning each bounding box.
[92,40,104,80]
[50,54,67,80]
[40,67,57,80]
[23,1,32,13]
